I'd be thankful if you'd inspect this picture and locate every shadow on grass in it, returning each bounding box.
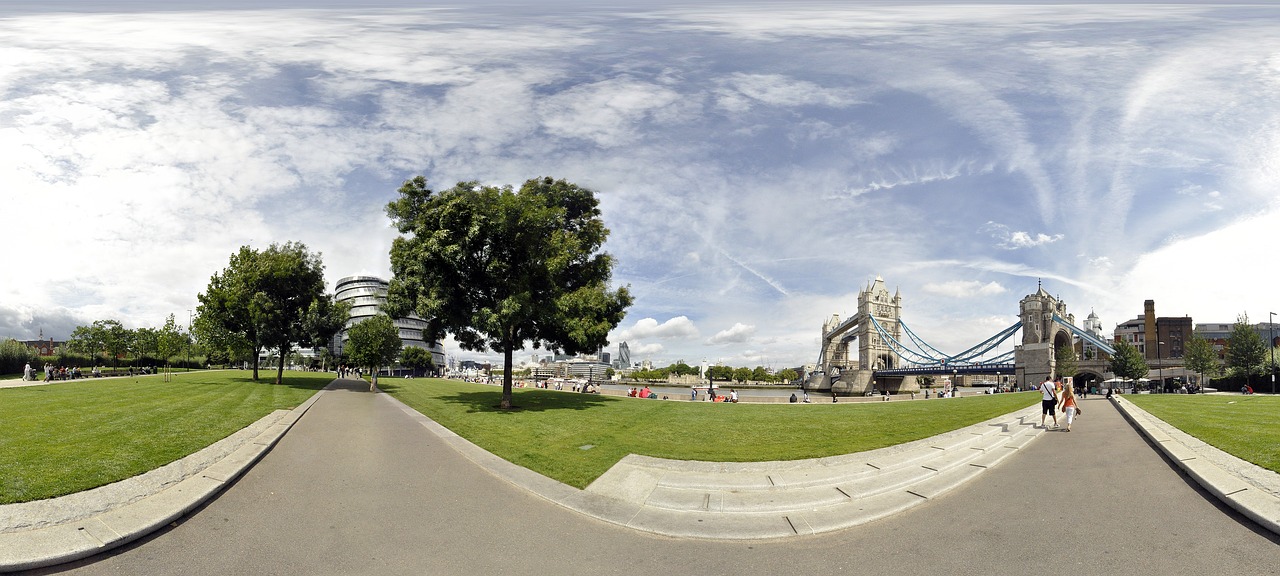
[167,370,334,393]
[378,381,617,413]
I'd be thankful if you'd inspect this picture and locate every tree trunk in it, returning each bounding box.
[275,342,288,385]
[501,343,514,409]
[252,345,261,380]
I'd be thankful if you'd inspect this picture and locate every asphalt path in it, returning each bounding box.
[30,381,1280,575]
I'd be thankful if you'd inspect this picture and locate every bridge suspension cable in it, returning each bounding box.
[867,316,1022,367]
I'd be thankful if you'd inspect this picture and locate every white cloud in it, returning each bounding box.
[982,222,1065,250]
[715,73,861,112]
[922,281,1007,299]
[707,323,756,345]
[616,317,700,341]
[539,77,685,147]
[631,342,666,357]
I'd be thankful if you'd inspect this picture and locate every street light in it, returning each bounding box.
[1157,340,1165,394]
[1270,312,1276,394]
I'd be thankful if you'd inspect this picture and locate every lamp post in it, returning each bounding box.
[1270,312,1276,394]
[1157,340,1165,394]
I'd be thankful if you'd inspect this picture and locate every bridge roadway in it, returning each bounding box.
[24,379,1280,575]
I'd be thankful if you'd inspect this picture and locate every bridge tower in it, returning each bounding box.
[810,276,917,394]
[857,276,902,371]
[1014,284,1075,388]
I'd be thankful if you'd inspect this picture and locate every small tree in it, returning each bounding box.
[1225,315,1266,381]
[1183,333,1220,392]
[156,314,187,380]
[345,314,403,389]
[732,366,752,383]
[1108,340,1149,388]
[778,368,799,383]
[400,345,435,377]
[1054,343,1078,380]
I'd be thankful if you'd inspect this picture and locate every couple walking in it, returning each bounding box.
[1039,377,1081,431]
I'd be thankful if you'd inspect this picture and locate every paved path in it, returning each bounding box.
[33,382,1280,575]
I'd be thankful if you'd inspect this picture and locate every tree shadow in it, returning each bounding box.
[377,381,617,413]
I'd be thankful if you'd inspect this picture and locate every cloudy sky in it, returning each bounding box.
[2,1,1278,369]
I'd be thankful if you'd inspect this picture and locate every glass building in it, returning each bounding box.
[333,275,445,369]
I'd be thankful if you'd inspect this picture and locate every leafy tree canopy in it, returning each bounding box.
[386,176,633,409]
[1108,339,1149,383]
[400,345,436,376]
[1183,333,1220,385]
[1054,343,1078,379]
[345,314,403,382]
[1226,315,1267,378]
[198,242,338,384]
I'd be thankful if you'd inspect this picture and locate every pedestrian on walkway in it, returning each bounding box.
[1039,377,1059,429]
[1058,384,1080,432]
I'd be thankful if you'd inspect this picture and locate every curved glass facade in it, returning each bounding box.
[333,275,445,368]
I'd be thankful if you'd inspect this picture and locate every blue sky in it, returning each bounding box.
[2,1,1278,369]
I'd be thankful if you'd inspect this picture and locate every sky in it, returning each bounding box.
[2,1,1278,370]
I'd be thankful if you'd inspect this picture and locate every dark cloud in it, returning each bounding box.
[0,305,90,342]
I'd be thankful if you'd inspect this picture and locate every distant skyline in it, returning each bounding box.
[3,1,1278,368]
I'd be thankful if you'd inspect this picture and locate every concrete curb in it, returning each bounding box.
[0,387,328,573]
[381,392,1046,540]
[1111,396,1280,536]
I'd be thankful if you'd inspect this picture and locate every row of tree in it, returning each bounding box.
[626,362,799,384]
[63,317,191,370]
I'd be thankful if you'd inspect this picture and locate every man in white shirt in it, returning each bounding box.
[1040,377,1059,429]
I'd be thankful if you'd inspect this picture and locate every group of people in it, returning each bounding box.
[336,365,362,380]
[1039,377,1082,432]
[688,387,738,402]
[628,386,656,399]
[788,391,812,403]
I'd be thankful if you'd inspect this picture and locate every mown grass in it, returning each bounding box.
[1125,394,1280,474]
[378,378,1038,488]
[0,370,331,504]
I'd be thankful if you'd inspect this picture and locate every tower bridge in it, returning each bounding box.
[808,278,1116,394]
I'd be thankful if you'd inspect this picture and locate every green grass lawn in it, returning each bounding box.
[1125,394,1280,474]
[378,378,1038,488]
[0,370,331,504]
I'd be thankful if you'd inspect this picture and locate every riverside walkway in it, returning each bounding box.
[21,380,1280,575]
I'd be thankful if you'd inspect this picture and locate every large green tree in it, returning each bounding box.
[198,247,264,377]
[198,242,339,384]
[386,176,633,409]
[345,314,403,388]
[1183,333,1220,392]
[1108,339,1149,386]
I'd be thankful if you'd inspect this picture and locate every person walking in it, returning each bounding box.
[1039,377,1059,429]
[1058,383,1080,432]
